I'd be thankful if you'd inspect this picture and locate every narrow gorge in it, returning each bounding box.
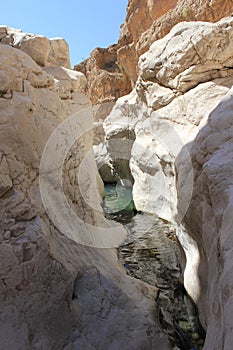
[1,1,233,349]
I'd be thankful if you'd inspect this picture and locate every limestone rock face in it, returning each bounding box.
[101,17,233,349]
[137,0,233,56]
[0,32,170,349]
[118,0,178,84]
[120,0,178,44]
[74,0,233,107]
[176,87,233,349]
[139,17,233,92]
[0,26,71,68]
[74,46,131,105]
[43,66,87,100]
[104,18,233,217]
[120,0,233,85]
[131,79,232,218]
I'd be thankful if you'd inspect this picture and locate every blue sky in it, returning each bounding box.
[1,0,128,67]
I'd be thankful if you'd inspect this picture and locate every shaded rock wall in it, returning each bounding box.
[177,87,233,349]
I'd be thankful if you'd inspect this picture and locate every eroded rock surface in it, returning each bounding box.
[177,87,233,349]
[120,0,233,85]
[100,16,233,349]
[0,25,71,68]
[74,46,131,105]
[74,0,233,106]
[0,33,170,349]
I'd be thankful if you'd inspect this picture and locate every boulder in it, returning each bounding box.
[47,37,71,68]
[18,35,51,66]
[0,26,71,68]
[139,17,233,92]
[43,66,87,100]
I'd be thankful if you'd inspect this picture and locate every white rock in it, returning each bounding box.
[139,17,233,92]
[101,16,233,349]
[47,37,71,68]
[136,79,176,110]
[43,66,87,99]
[0,26,71,68]
[0,34,169,350]
[176,86,233,349]
[18,35,51,66]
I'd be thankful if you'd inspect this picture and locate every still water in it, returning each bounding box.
[102,182,135,222]
[103,184,205,350]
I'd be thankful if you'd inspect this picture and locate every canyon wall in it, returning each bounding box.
[75,0,233,105]
[1,1,233,347]
[0,27,171,349]
[179,86,233,350]
[100,16,233,349]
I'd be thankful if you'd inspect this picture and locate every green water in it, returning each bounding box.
[102,183,135,222]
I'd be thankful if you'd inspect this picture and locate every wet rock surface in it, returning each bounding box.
[119,213,206,349]
[103,184,205,349]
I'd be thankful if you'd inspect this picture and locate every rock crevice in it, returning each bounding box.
[98,16,233,349]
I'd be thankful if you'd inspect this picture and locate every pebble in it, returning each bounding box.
[4,231,11,240]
